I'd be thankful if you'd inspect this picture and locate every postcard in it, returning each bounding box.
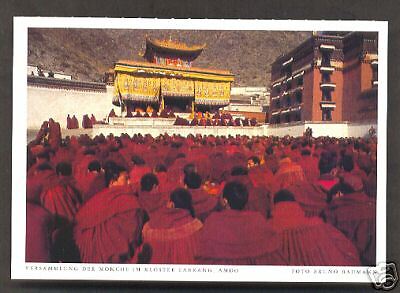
[12,17,389,285]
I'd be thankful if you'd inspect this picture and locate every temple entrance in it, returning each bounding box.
[163,96,193,113]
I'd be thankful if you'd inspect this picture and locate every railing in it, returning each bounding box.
[27,76,107,92]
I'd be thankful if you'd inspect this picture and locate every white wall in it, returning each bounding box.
[305,122,349,138]
[27,85,118,129]
[348,122,377,138]
[265,123,305,137]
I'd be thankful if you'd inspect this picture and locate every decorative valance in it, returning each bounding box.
[161,77,194,98]
[194,80,230,105]
[115,73,160,104]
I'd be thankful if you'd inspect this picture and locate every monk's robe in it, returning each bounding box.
[248,165,274,191]
[189,188,220,222]
[40,176,81,224]
[234,175,272,219]
[298,155,320,183]
[286,182,327,218]
[74,186,146,263]
[26,203,54,262]
[129,165,152,187]
[273,157,306,193]
[264,154,280,175]
[326,192,376,266]
[142,207,203,264]
[27,169,55,203]
[48,120,62,150]
[316,173,339,193]
[196,210,286,265]
[75,171,106,203]
[270,202,360,266]
[138,190,168,216]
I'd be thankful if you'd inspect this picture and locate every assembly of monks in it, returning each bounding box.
[26,118,376,266]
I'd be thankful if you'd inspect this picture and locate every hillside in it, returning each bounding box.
[28,28,311,87]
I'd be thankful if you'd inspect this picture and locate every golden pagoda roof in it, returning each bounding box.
[146,37,206,53]
[115,59,234,82]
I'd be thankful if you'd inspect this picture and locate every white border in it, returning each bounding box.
[12,17,388,283]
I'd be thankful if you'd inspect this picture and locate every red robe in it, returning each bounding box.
[40,176,81,224]
[270,202,360,266]
[26,203,54,262]
[142,207,203,264]
[286,181,327,217]
[138,189,168,216]
[189,188,220,222]
[273,157,306,192]
[75,171,106,203]
[326,192,376,266]
[74,186,146,263]
[196,210,286,265]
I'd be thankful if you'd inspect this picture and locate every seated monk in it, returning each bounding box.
[129,155,152,188]
[75,160,106,203]
[26,202,54,262]
[74,163,147,263]
[138,173,167,216]
[184,172,220,222]
[272,155,305,193]
[151,110,158,118]
[39,162,81,226]
[142,188,203,264]
[270,189,360,266]
[108,109,117,118]
[326,179,376,266]
[196,181,286,265]
[316,151,339,194]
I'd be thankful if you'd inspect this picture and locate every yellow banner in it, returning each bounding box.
[116,73,160,102]
[194,80,230,105]
[161,77,194,97]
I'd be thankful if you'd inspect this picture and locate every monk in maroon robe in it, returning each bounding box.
[40,162,81,225]
[26,202,54,262]
[138,173,167,216]
[270,189,360,266]
[326,180,376,266]
[74,164,146,263]
[66,114,72,129]
[142,188,203,264]
[71,115,79,129]
[184,172,220,222]
[75,160,106,203]
[48,118,61,150]
[196,181,286,265]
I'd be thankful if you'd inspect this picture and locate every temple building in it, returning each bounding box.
[112,38,234,115]
[269,32,378,124]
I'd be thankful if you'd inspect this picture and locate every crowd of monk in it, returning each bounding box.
[26,120,377,266]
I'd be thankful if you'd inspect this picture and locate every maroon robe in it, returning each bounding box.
[196,210,286,265]
[188,188,220,222]
[138,189,168,216]
[75,171,106,203]
[74,186,146,263]
[142,207,203,264]
[270,202,360,266]
[40,175,81,224]
[326,192,376,266]
[26,203,54,262]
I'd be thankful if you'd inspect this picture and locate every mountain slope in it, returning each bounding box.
[28,28,311,86]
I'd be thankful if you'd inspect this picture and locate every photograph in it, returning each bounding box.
[12,17,387,283]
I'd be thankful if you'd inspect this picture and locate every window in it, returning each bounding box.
[322,91,331,101]
[297,76,303,87]
[322,109,332,121]
[321,72,331,84]
[296,92,302,104]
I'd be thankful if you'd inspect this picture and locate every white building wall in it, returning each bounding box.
[27,85,118,129]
